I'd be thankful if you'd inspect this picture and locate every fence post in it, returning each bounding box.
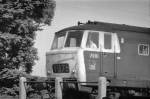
[55,77,63,99]
[19,77,26,99]
[97,77,107,99]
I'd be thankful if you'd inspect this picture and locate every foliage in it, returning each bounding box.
[0,69,55,97]
[0,0,56,96]
[0,0,56,73]
[25,77,55,99]
[0,68,28,96]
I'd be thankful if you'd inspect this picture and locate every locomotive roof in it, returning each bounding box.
[57,21,150,34]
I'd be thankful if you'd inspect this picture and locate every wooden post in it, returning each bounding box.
[19,77,26,99]
[55,77,63,99]
[97,77,107,99]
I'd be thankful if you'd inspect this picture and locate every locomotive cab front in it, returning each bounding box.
[46,29,120,83]
[46,30,86,82]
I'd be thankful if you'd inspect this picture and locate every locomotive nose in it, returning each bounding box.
[46,50,78,78]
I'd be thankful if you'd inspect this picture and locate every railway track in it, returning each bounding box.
[20,77,150,99]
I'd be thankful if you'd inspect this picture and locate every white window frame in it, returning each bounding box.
[84,30,100,51]
[64,30,84,48]
[102,32,114,53]
[51,32,67,50]
[84,30,120,53]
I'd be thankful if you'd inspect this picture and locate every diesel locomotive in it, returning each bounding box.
[46,21,150,97]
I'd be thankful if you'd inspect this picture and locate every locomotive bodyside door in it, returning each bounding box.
[102,33,115,78]
[83,31,120,82]
[102,33,119,78]
[84,31,101,82]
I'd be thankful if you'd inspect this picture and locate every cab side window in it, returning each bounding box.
[138,44,149,56]
[104,33,112,49]
[86,32,99,49]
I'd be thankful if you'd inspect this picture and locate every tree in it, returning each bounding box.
[0,0,56,73]
[0,0,56,96]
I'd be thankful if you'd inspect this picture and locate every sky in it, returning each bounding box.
[32,0,150,76]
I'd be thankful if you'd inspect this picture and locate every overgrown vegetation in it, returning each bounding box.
[0,0,56,96]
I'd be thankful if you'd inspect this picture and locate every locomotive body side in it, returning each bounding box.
[83,28,150,88]
[114,30,150,88]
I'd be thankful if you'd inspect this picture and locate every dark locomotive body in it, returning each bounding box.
[46,21,150,95]
[112,28,150,88]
